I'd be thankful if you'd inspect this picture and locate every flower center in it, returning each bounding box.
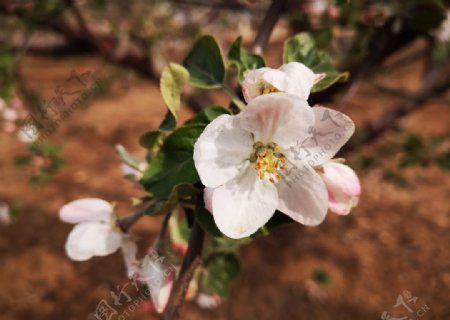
[249,142,287,183]
[259,81,280,95]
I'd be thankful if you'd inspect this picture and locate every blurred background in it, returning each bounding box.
[0,0,449,319]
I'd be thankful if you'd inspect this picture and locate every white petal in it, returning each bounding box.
[0,202,11,226]
[203,187,214,213]
[286,106,355,167]
[239,93,314,148]
[121,235,140,278]
[212,164,278,239]
[277,158,328,226]
[139,256,174,313]
[194,114,253,188]
[59,198,113,224]
[242,67,272,102]
[65,222,122,261]
[265,62,316,100]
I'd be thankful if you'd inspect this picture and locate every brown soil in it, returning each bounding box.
[0,38,449,320]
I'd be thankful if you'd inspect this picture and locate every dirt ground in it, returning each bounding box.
[0,37,449,320]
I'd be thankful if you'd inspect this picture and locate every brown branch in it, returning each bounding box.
[162,220,204,320]
[343,61,450,153]
[251,0,287,54]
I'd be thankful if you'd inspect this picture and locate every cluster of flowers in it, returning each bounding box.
[0,97,38,143]
[195,62,361,239]
[59,198,220,313]
[58,62,360,313]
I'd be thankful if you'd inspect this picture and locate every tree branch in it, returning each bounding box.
[251,0,287,54]
[162,220,204,320]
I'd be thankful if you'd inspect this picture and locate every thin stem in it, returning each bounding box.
[162,220,205,320]
[251,0,287,54]
[117,205,149,232]
[153,211,173,256]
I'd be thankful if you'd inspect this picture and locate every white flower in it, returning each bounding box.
[17,124,39,143]
[138,255,175,313]
[193,93,354,239]
[121,235,140,278]
[196,293,222,309]
[242,62,324,103]
[434,10,450,43]
[59,198,123,261]
[0,202,11,226]
[319,161,360,215]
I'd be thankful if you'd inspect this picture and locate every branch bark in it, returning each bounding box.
[162,220,204,320]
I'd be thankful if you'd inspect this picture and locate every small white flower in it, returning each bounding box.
[17,124,39,143]
[138,255,175,313]
[196,293,222,309]
[121,235,140,278]
[193,93,354,239]
[2,108,19,122]
[0,202,11,226]
[59,198,123,261]
[242,62,324,103]
[434,10,450,43]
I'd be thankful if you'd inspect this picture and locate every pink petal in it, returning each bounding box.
[321,162,361,215]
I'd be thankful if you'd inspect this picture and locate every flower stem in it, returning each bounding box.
[163,220,205,320]
[117,205,149,232]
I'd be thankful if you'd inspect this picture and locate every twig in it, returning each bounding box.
[251,0,287,55]
[162,220,205,320]
[344,62,450,152]
[117,205,150,232]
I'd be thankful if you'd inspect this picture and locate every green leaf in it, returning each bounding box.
[139,130,162,149]
[159,111,177,131]
[183,35,225,89]
[228,36,266,81]
[141,124,205,199]
[283,33,349,92]
[160,63,189,119]
[145,183,198,216]
[185,105,230,125]
[202,253,240,298]
[195,203,222,237]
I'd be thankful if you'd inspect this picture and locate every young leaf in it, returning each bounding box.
[141,124,205,199]
[202,253,240,298]
[160,63,189,119]
[228,36,266,81]
[144,183,198,216]
[159,111,177,131]
[183,35,225,89]
[283,33,349,92]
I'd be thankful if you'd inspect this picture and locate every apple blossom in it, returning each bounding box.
[59,198,123,261]
[193,93,355,239]
[242,62,324,103]
[319,161,361,215]
[196,293,222,309]
[138,255,175,313]
[434,10,450,43]
[0,202,11,226]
